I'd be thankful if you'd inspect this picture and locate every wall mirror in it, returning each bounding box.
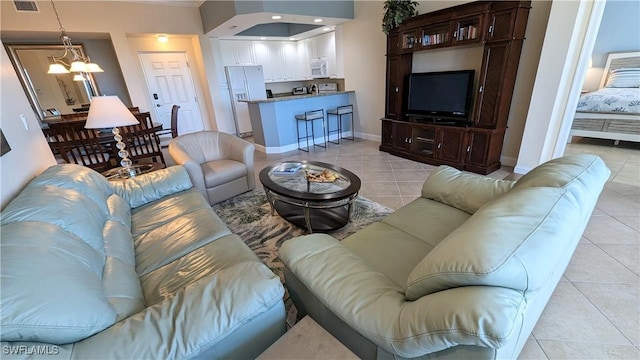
[5,44,101,121]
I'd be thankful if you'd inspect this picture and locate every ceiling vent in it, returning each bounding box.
[14,1,39,12]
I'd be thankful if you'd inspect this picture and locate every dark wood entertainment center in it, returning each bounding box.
[380,1,531,174]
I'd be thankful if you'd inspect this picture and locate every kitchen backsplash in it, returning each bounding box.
[266,79,345,96]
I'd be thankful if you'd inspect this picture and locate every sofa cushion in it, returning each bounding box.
[343,222,435,289]
[421,165,515,214]
[513,154,608,193]
[0,222,117,343]
[139,234,260,304]
[381,197,471,247]
[202,159,247,188]
[130,189,232,276]
[405,186,581,300]
[111,166,193,209]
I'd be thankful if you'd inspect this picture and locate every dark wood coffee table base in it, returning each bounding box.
[271,200,351,233]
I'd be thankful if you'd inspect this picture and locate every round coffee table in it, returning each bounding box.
[259,161,361,233]
[101,162,165,181]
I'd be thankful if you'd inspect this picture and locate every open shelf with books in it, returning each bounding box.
[421,22,451,48]
[453,15,484,45]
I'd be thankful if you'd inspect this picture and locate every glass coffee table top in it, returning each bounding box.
[259,161,362,232]
[266,161,355,197]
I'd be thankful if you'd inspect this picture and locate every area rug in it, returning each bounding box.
[211,189,394,324]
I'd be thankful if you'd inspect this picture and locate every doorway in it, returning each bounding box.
[139,52,204,137]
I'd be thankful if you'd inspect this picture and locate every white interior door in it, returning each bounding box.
[139,52,204,137]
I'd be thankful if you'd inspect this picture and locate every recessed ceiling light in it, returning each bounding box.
[322,27,331,31]
[271,15,282,20]
[157,34,168,43]
[289,37,296,41]
[260,37,267,40]
[314,18,323,23]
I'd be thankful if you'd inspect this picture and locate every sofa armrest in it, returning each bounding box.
[71,262,284,359]
[421,166,515,214]
[110,166,193,208]
[167,143,208,201]
[280,234,525,358]
[221,134,255,189]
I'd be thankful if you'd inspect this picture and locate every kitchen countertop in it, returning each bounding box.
[241,90,355,104]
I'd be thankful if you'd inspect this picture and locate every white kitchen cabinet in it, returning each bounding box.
[281,42,298,81]
[219,40,256,66]
[252,41,298,82]
[252,41,273,81]
[304,32,336,77]
[296,39,312,80]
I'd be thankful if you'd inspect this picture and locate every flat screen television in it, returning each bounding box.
[406,70,475,123]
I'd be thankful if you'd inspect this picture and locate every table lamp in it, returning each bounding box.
[85,96,139,176]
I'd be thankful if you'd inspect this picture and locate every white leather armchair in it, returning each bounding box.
[168,131,255,205]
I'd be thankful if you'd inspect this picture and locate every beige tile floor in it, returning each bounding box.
[165,136,640,359]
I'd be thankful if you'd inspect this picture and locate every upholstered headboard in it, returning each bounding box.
[599,51,640,88]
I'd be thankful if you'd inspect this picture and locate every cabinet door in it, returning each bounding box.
[393,122,412,151]
[297,39,311,79]
[487,9,517,42]
[235,41,256,65]
[219,41,237,66]
[253,41,273,81]
[400,29,419,52]
[381,120,393,148]
[452,14,484,45]
[466,129,505,173]
[269,42,286,81]
[282,42,298,80]
[385,55,412,120]
[410,125,436,158]
[435,127,466,163]
[473,42,509,128]
[220,40,256,66]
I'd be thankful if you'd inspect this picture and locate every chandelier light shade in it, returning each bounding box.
[86,96,138,173]
[47,63,70,74]
[46,0,103,76]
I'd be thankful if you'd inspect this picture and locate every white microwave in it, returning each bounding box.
[310,58,328,78]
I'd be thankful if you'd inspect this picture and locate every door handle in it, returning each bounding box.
[156,104,161,107]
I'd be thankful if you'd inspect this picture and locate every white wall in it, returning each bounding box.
[0,0,217,130]
[0,46,56,209]
[516,0,605,173]
[582,0,640,90]
[342,1,387,140]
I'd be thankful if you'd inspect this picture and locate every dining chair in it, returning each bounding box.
[157,105,180,139]
[42,122,112,172]
[120,112,166,166]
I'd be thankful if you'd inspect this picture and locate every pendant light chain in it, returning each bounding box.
[50,0,66,35]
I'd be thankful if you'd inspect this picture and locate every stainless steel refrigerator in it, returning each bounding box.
[225,65,267,137]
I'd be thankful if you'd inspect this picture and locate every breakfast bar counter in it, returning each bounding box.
[242,91,355,153]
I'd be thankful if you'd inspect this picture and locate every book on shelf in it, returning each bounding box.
[272,162,303,175]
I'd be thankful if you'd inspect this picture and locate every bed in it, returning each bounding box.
[570,51,640,143]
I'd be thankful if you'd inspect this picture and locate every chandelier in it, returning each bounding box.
[47,0,103,76]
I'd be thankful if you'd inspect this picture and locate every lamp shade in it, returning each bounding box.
[85,96,138,129]
[69,61,88,72]
[85,63,104,72]
[47,63,70,74]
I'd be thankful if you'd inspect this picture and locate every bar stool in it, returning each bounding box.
[326,105,354,143]
[295,109,326,152]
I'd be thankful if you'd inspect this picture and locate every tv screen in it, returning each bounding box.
[406,70,475,121]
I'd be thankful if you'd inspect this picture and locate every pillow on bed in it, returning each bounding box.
[605,68,640,88]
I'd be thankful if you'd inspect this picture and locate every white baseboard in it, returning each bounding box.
[255,131,357,154]
[499,155,517,167]
[354,132,381,142]
[513,164,532,174]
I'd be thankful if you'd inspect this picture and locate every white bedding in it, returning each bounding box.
[576,87,640,114]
